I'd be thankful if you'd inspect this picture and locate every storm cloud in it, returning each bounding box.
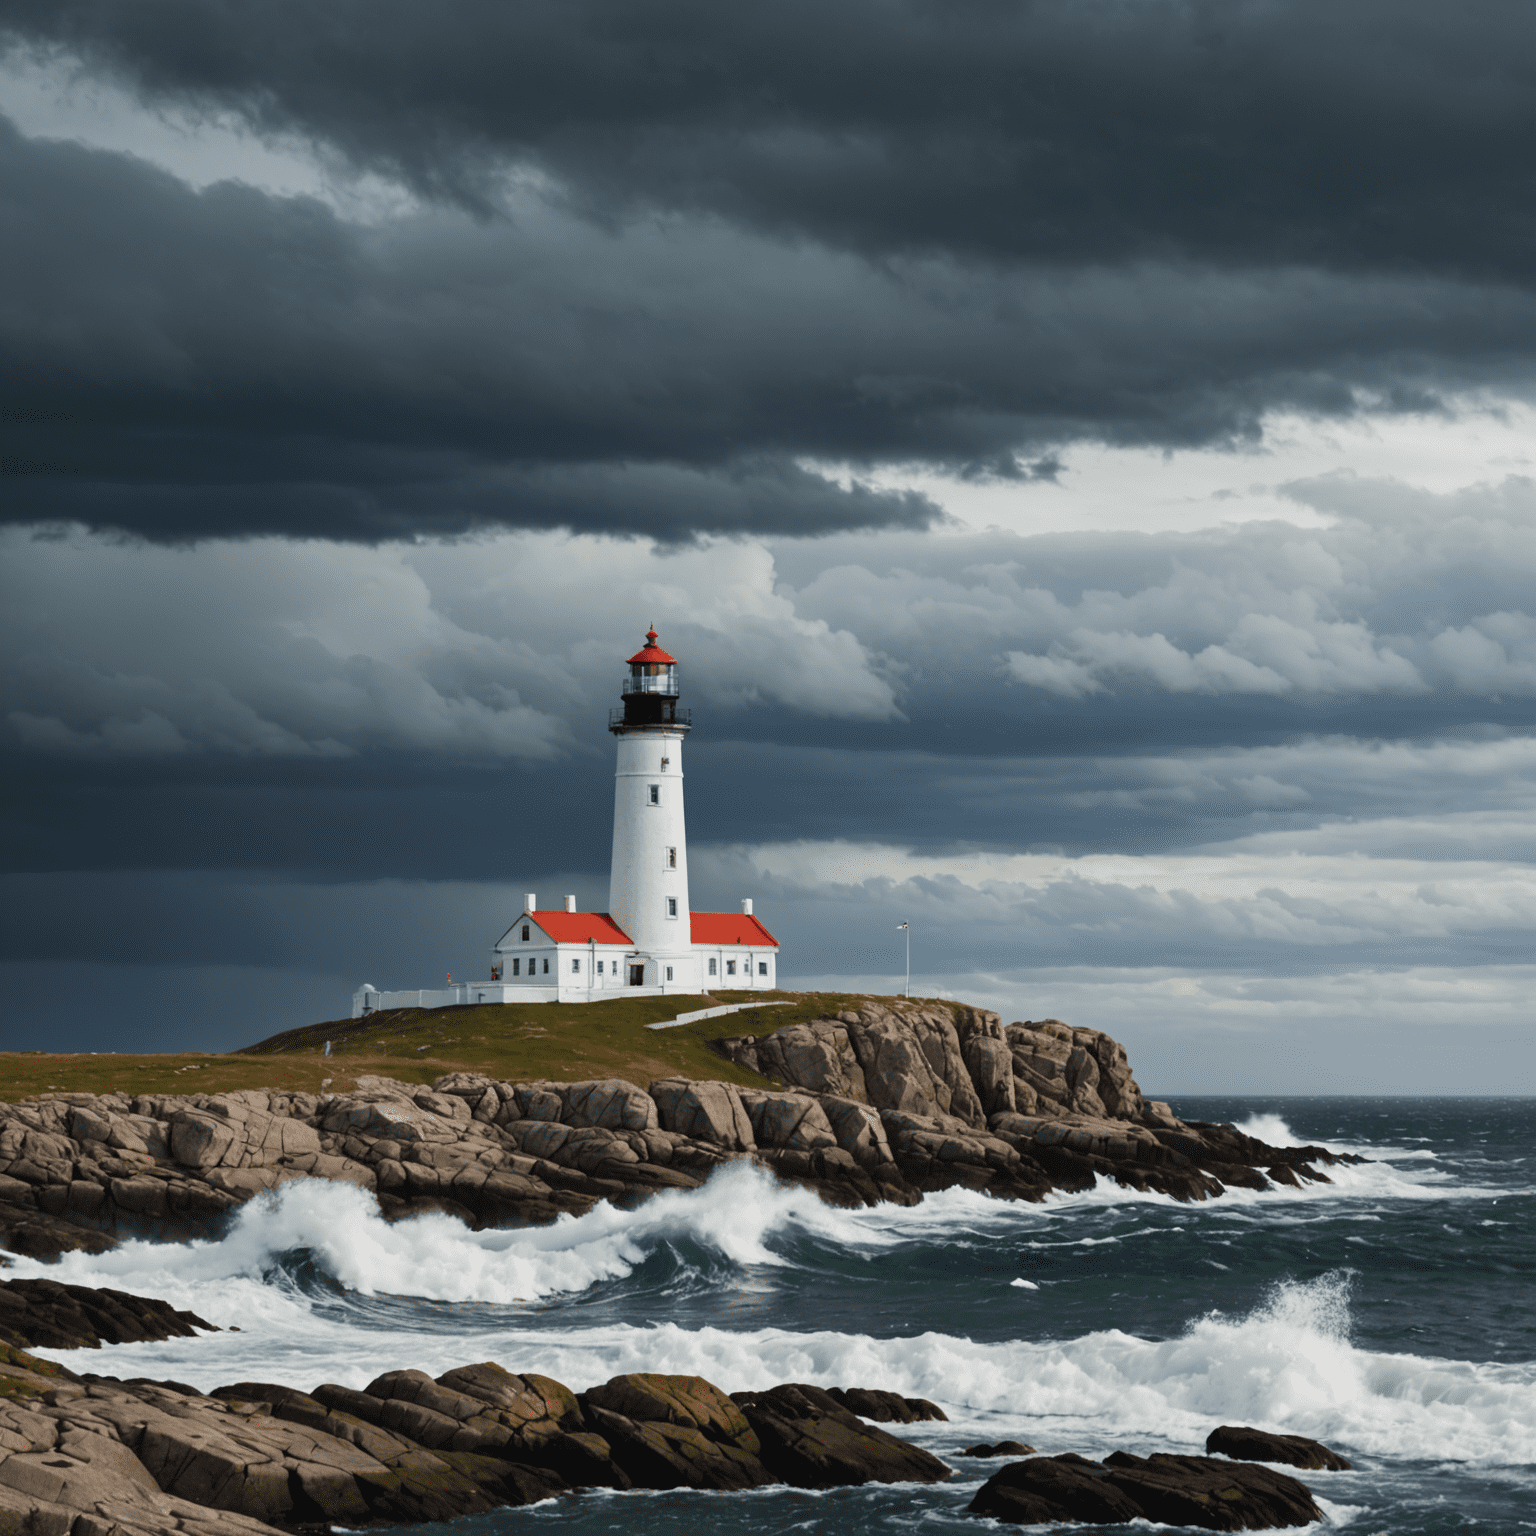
[5,2,1536,541]
[7,0,1536,275]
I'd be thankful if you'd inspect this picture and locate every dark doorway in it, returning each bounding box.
[629,964,645,986]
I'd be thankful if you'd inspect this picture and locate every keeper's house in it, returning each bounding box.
[352,629,778,1014]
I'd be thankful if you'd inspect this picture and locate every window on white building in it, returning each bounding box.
[572,958,580,973]
[666,847,676,868]
[512,958,520,976]
[522,924,529,941]
[597,960,604,974]
[726,960,736,975]
[667,897,677,917]
[708,958,717,976]
[666,965,674,980]
[758,962,768,976]
[649,784,660,805]
[542,958,549,974]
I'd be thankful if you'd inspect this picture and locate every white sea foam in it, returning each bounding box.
[11,1137,1496,1329]
[1234,1113,1441,1164]
[15,1145,1489,1324]
[9,1150,1531,1471]
[23,1164,886,1306]
[1236,1113,1310,1147]
[18,1262,1536,1470]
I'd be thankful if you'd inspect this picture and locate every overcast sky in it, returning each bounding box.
[3,1,1534,1093]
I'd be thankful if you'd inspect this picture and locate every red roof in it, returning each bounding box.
[530,912,633,945]
[627,627,677,666]
[691,912,779,947]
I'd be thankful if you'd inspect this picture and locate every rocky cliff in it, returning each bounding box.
[0,1002,1351,1258]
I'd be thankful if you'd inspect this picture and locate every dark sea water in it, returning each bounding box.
[15,1098,1536,1535]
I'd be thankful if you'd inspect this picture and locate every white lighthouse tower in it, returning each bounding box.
[351,625,780,1014]
[607,628,697,989]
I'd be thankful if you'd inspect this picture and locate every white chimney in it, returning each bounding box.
[525,893,537,912]
[565,895,577,912]
[741,898,754,915]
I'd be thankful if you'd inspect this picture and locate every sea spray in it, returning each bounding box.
[19,1265,1536,1468]
[1236,1112,1312,1147]
[23,1144,1487,1312]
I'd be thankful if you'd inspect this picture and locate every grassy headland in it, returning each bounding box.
[0,990,920,1103]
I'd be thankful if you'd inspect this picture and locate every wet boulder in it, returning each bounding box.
[434,1361,581,1442]
[576,1405,772,1490]
[959,1439,1036,1457]
[967,1451,1325,1530]
[575,1373,771,1490]
[825,1387,948,1424]
[580,1373,757,1449]
[0,1276,216,1350]
[731,1383,952,1489]
[1206,1424,1353,1471]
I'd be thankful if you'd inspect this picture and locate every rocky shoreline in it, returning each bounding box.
[0,1004,1356,1259]
[0,1002,1366,1534]
[0,1326,1347,1534]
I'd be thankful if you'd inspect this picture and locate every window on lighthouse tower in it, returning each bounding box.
[649,784,660,805]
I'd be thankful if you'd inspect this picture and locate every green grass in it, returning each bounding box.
[0,990,956,1105]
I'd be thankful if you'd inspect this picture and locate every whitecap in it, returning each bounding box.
[20,1269,1535,1469]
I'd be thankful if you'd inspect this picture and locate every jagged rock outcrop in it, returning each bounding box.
[0,1347,952,1533]
[0,1278,217,1351]
[966,1451,1326,1529]
[716,1006,1163,1126]
[0,1003,1356,1260]
[714,1002,1353,1205]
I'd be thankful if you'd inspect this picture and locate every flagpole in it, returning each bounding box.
[897,922,909,997]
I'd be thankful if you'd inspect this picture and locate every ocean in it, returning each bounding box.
[11,1097,1534,1535]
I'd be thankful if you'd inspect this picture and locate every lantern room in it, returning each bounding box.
[623,629,677,694]
[612,628,691,732]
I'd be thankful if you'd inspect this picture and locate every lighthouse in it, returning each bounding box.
[351,626,779,1014]
[607,628,696,988]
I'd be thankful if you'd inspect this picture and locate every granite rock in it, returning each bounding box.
[0,1279,217,1352]
[0,1004,1357,1262]
[730,1383,953,1489]
[967,1451,1325,1530]
[1205,1424,1353,1471]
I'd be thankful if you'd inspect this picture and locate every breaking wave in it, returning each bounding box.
[11,1144,1530,1471]
[23,1145,1486,1313]
[20,1251,1536,1470]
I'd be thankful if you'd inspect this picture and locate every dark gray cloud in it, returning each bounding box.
[6,0,1535,279]
[4,4,1536,542]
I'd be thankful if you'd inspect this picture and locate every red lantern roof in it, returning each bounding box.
[627,626,677,666]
